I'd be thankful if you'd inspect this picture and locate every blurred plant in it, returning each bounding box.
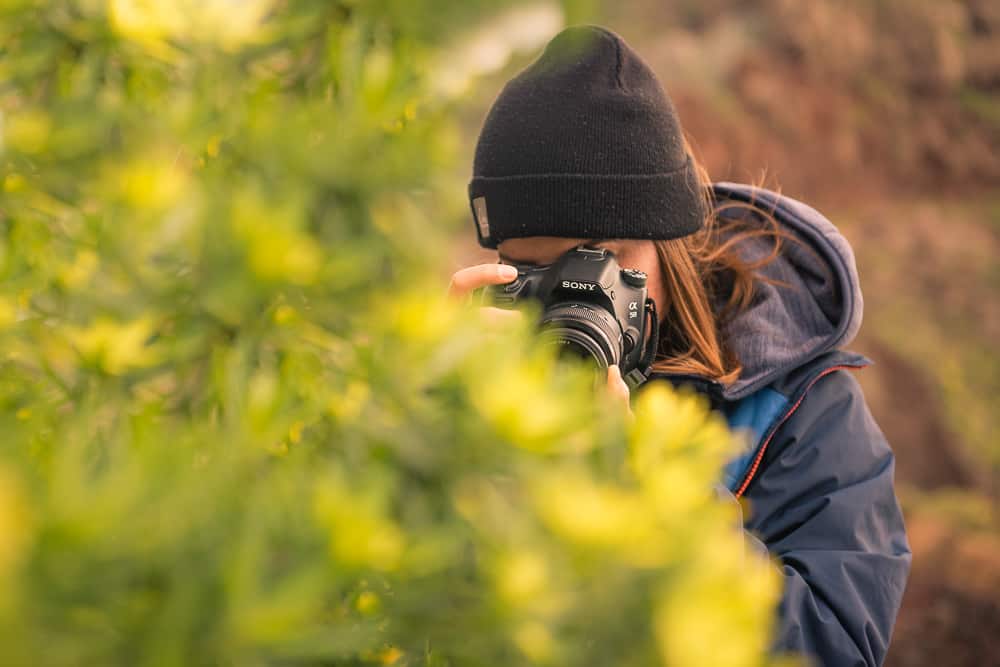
[0,1,780,665]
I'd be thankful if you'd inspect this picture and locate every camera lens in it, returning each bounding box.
[538,303,621,370]
[539,329,606,372]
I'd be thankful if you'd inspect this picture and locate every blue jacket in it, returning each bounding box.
[645,183,911,666]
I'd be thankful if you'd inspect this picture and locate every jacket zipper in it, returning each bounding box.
[734,363,869,498]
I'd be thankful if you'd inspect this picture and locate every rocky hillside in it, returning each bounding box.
[609,0,1000,201]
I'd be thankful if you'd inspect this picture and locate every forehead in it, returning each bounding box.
[498,237,624,263]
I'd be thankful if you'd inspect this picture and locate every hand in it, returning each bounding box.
[447,262,523,327]
[607,364,634,423]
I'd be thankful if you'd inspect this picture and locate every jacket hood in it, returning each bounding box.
[667,182,865,401]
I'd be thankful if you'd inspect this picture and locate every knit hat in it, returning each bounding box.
[469,25,707,249]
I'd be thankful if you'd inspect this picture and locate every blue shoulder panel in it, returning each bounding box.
[720,387,789,492]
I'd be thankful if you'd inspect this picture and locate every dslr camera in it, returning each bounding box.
[480,244,659,389]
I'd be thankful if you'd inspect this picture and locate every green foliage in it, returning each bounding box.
[0,1,781,665]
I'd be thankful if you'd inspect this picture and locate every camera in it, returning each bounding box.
[479,244,658,388]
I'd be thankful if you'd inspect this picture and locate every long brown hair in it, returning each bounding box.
[648,137,797,384]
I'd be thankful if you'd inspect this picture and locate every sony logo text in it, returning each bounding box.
[561,280,597,291]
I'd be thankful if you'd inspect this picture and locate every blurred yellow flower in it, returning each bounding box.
[389,289,463,346]
[628,380,735,482]
[654,532,780,667]
[206,135,221,158]
[4,111,50,154]
[532,470,670,566]
[104,153,188,212]
[379,646,403,665]
[640,463,714,522]
[466,345,593,453]
[3,173,26,192]
[272,304,297,325]
[58,249,99,289]
[355,590,381,615]
[109,0,274,54]
[496,548,549,606]
[247,228,321,285]
[247,368,278,426]
[65,316,160,375]
[231,188,321,285]
[513,621,556,663]
[328,380,370,422]
[0,466,33,576]
[0,296,17,330]
[314,476,405,572]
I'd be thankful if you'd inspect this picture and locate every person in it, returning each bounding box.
[447,25,911,667]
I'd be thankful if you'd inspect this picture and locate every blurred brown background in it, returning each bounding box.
[451,1,1000,664]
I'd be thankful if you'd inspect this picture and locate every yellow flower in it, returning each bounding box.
[531,470,670,566]
[314,475,404,572]
[628,381,736,486]
[287,420,304,444]
[513,621,556,663]
[328,380,370,422]
[205,135,221,158]
[65,316,159,375]
[466,340,592,453]
[272,305,297,325]
[4,111,50,154]
[495,548,548,606]
[57,249,99,289]
[0,296,17,330]
[3,173,26,192]
[0,466,33,576]
[355,590,381,615]
[654,532,780,667]
[246,228,321,285]
[231,188,321,285]
[379,646,403,665]
[109,0,273,54]
[104,153,188,212]
[388,288,462,346]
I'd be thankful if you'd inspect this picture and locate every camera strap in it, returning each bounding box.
[623,297,658,392]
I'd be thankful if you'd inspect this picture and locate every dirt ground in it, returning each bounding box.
[840,201,999,667]
[887,515,1000,666]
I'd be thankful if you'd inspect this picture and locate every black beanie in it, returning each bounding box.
[468,25,707,249]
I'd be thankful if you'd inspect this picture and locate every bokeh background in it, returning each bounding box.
[451,2,999,664]
[2,0,996,664]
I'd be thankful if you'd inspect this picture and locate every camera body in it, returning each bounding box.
[480,245,654,380]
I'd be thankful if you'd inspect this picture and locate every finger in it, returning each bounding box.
[607,365,630,401]
[447,263,519,300]
[608,366,636,422]
[478,306,523,326]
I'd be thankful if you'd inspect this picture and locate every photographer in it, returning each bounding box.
[449,26,910,667]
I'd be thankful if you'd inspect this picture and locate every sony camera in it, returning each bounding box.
[479,244,657,388]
